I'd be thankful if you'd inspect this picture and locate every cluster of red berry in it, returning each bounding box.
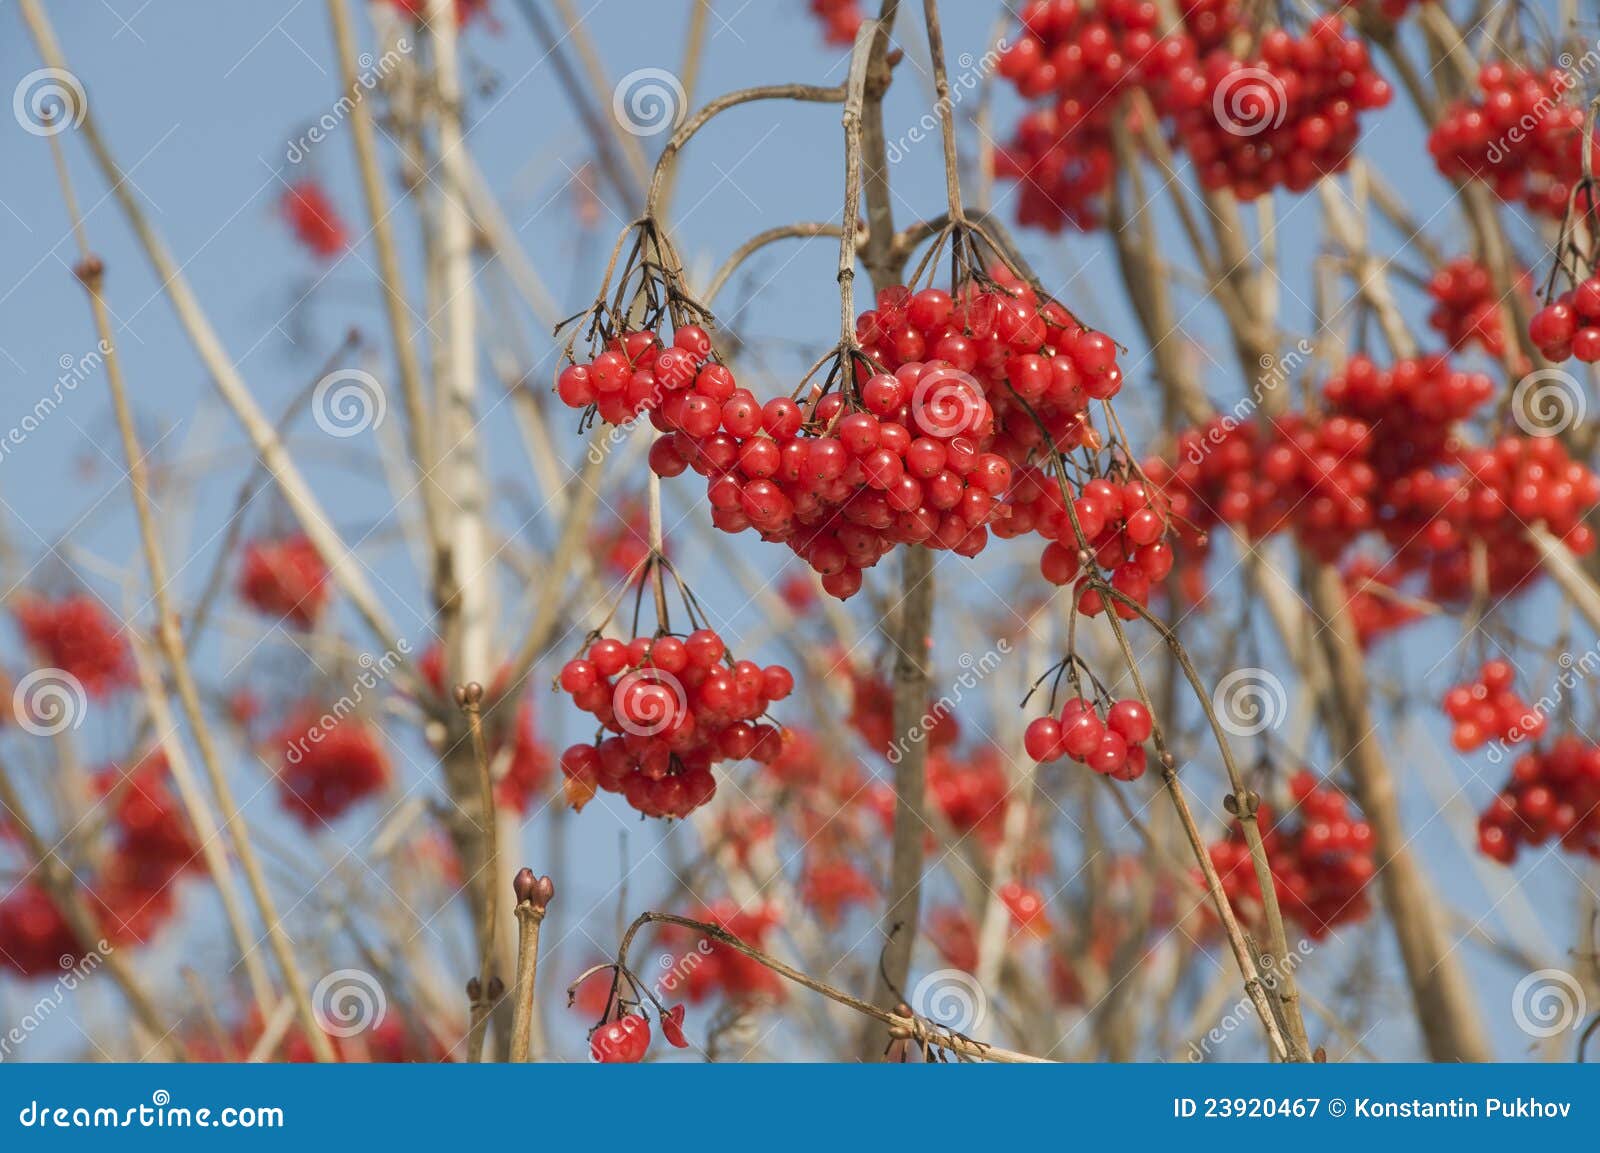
[1174,21,1392,201]
[1321,354,1494,479]
[856,277,1122,464]
[1529,276,1600,363]
[846,663,961,760]
[1002,471,1173,616]
[806,0,862,45]
[1442,659,1544,753]
[800,858,877,926]
[272,708,392,827]
[996,3,1386,230]
[279,180,347,260]
[1149,412,1375,564]
[0,885,87,977]
[557,630,793,819]
[1207,771,1375,939]
[1,754,200,976]
[1429,64,1587,219]
[1477,736,1600,863]
[1154,354,1599,612]
[1382,434,1598,603]
[928,746,1009,843]
[653,356,1012,600]
[1025,696,1152,780]
[996,0,1201,231]
[557,324,715,428]
[14,595,133,697]
[1339,557,1423,649]
[1426,257,1521,359]
[237,534,331,629]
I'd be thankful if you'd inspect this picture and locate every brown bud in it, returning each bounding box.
[466,976,482,1001]
[514,867,537,904]
[487,976,505,1001]
[532,874,555,910]
[1159,751,1176,770]
[74,255,105,284]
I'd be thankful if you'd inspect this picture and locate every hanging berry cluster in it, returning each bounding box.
[1425,257,1525,361]
[651,355,1014,599]
[1023,655,1154,780]
[1,753,200,976]
[1003,470,1173,615]
[272,706,392,828]
[237,534,331,629]
[1476,735,1600,863]
[1429,63,1589,220]
[854,267,1121,462]
[558,626,793,820]
[1207,771,1375,939]
[996,4,1389,231]
[13,594,134,697]
[555,219,721,430]
[1150,353,1599,614]
[1442,659,1544,753]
